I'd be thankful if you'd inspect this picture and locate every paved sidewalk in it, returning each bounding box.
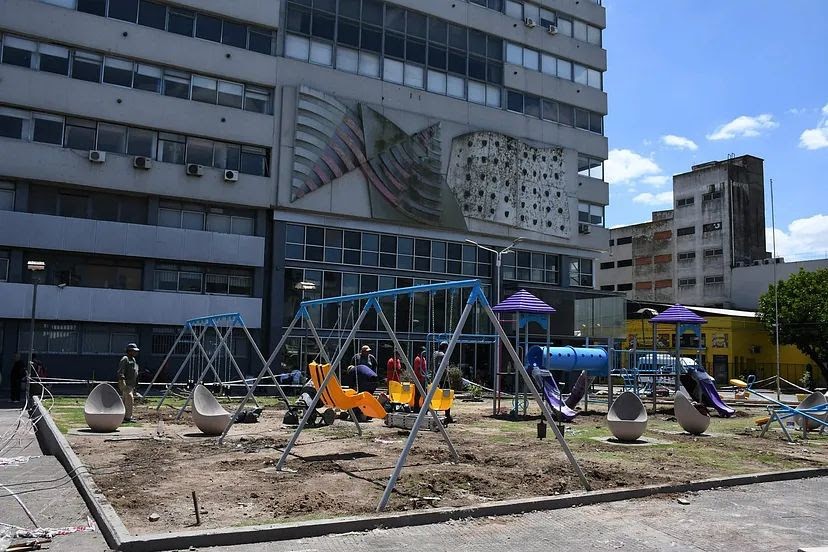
[205,476,828,552]
[0,401,108,551]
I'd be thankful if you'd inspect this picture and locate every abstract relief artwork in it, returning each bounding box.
[291,86,444,224]
[446,131,570,238]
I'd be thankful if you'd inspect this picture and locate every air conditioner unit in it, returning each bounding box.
[578,223,591,234]
[88,150,106,163]
[712,222,721,230]
[186,163,204,176]
[133,156,152,170]
[734,261,745,268]
[752,260,762,266]
[762,258,772,265]
[546,24,558,35]
[774,257,784,264]
[224,169,239,182]
[524,17,537,28]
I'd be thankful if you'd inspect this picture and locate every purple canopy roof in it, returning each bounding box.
[493,289,556,314]
[649,304,707,325]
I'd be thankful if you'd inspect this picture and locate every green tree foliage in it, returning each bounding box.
[757,268,828,383]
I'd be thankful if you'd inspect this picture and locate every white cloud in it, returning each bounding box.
[787,107,807,116]
[706,114,779,141]
[642,175,670,187]
[767,214,828,260]
[660,134,698,151]
[798,103,828,150]
[632,191,673,206]
[604,149,660,185]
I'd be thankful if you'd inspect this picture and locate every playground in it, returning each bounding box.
[55,394,827,535]
[37,280,828,537]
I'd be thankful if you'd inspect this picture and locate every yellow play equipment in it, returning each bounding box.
[388,380,415,405]
[388,380,455,412]
[308,362,387,419]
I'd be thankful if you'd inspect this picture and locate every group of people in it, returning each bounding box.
[343,341,451,418]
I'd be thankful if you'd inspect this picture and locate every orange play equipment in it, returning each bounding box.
[308,362,387,419]
[388,380,454,411]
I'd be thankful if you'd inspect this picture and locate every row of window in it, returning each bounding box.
[599,258,632,270]
[19,322,138,354]
[284,267,493,334]
[150,327,249,357]
[676,222,723,237]
[600,282,632,292]
[2,181,258,237]
[0,33,272,114]
[679,276,724,287]
[506,90,603,134]
[577,155,605,180]
[15,252,254,296]
[0,106,270,176]
[284,223,571,285]
[677,192,726,208]
[577,202,604,226]
[505,41,601,90]
[157,201,256,236]
[609,236,632,247]
[155,264,253,296]
[40,0,275,55]
[464,0,602,46]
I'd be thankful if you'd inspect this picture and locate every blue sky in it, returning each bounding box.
[602,0,828,259]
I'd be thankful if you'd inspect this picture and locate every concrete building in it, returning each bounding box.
[0,0,609,385]
[730,258,828,310]
[598,155,767,307]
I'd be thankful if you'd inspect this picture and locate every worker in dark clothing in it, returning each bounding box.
[9,353,25,402]
[351,345,378,373]
[343,364,379,394]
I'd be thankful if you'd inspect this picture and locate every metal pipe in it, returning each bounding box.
[26,281,38,401]
[377,302,473,512]
[301,279,481,308]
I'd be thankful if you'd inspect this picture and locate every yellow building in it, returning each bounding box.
[624,306,818,385]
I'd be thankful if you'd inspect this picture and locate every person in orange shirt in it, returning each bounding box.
[412,347,427,412]
[386,351,402,383]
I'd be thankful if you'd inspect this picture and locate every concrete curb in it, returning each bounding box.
[30,401,828,551]
[29,397,131,550]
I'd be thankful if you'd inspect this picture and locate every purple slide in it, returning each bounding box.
[698,379,735,417]
[540,374,578,422]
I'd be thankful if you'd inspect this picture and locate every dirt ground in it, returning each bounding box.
[65,397,828,535]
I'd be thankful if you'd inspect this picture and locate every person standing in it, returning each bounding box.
[386,351,402,383]
[412,347,427,412]
[432,341,453,422]
[351,345,377,373]
[117,343,140,421]
[9,353,25,403]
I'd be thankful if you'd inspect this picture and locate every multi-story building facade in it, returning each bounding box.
[0,0,608,385]
[598,155,767,307]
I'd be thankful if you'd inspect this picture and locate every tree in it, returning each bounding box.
[757,268,828,384]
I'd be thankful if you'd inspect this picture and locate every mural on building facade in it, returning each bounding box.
[446,131,570,237]
[291,86,570,237]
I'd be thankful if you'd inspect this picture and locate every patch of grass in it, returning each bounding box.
[50,405,86,434]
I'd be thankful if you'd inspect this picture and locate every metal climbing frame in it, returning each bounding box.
[270,279,591,512]
[142,313,291,420]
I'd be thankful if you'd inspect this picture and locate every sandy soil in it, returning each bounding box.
[67,398,828,535]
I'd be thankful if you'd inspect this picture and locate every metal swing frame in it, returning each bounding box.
[269,279,590,512]
[142,313,291,420]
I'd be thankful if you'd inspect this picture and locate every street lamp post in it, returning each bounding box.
[465,237,524,415]
[26,260,46,401]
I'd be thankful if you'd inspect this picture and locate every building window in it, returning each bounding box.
[702,190,722,201]
[0,34,273,114]
[617,283,632,291]
[608,239,614,246]
[702,222,722,233]
[0,251,8,281]
[0,181,14,211]
[578,202,604,226]
[616,259,632,268]
[704,248,723,257]
[82,325,139,354]
[704,275,724,285]
[676,226,695,237]
[569,257,593,287]
[19,322,79,353]
[616,236,632,245]
[599,284,614,291]
[577,155,604,179]
[599,261,614,269]
[24,252,143,290]
[54,0,275,55]
[678,277,696,287]
[155,264,253,296]
[676,196,694,208]
[677,251,696,261]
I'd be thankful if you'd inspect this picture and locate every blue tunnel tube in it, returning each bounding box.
[525,346,608,375]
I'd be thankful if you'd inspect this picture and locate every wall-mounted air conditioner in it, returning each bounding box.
[186,163,204,176]
[524,17,536,28]
[88,150,106,163]
[224,169,239,182]
[133,156,152,170]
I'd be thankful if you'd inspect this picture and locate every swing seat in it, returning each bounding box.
[192,384,232,436]
[389,381,415,405]
[429,388,455,411]
[309,362,386,420]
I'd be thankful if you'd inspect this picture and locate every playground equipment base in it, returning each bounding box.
[384,411,447,431]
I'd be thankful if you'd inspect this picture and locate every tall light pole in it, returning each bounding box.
[465,236,524,415]
[26,260,46,401]
[770,178,780,401]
